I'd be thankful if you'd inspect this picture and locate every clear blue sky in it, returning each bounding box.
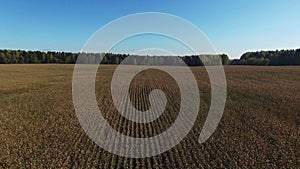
[0,0,299,58]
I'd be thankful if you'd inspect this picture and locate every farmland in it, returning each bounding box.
[0,65,299,168]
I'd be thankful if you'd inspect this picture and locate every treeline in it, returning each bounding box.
[2,48,299,66]
[0,49,230,66]
[231,48,300,65]
[0,50,77,64]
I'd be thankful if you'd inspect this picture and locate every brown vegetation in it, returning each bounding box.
[0,65,299,168]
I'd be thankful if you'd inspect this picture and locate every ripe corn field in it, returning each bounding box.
[0,65,299,168]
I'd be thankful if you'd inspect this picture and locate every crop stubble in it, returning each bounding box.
[0,65,299,168]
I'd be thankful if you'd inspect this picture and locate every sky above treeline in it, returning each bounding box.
[0,0,299,58]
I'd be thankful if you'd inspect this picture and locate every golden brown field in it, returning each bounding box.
[0,65,299,168]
